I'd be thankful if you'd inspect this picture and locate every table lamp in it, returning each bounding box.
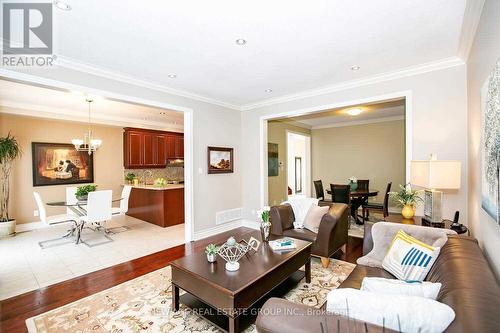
[410,154,461,223]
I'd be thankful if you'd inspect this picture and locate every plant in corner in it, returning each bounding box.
[0,133,22,238]
[205,243,219,263]
[75,184,97,201]
[389,183,423,219]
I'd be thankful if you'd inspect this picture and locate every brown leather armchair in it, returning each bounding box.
[269,203,348,268]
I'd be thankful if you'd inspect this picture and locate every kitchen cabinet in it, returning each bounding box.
[123,128,183,169]
[127,186,184,227]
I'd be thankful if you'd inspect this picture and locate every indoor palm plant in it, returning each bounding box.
[389,183,423,219]
[0,133,22,237]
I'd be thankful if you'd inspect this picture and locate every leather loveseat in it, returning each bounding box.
[256,223,500,333]
[269,203,348,268]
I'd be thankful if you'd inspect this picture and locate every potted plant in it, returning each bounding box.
[125,172,135,185]
[205,243,219,263]
[348,176,358,191]
[0,133,22,238]
[75,184,97,201]
[257,206,272,242]
[389,183,423,219]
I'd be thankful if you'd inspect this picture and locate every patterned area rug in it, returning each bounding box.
[26,258,355,333]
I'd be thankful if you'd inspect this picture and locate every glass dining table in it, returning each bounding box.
[46,197,123,244]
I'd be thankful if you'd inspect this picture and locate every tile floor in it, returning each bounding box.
[0,215,185,300]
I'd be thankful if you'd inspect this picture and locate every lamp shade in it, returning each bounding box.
[410,160,461,189]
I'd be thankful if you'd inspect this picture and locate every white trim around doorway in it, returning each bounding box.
[0,69,196,242]
[259,90,413,207]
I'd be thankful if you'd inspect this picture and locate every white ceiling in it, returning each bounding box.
[50,0,468,107]
[0,80,184,131]
[272,99,405,128]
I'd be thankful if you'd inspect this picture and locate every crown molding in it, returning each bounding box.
[55,56,242,111]
[241,57,464,111]
[311,115,405,130]
[457,0,485,61]
[0,100,184,131]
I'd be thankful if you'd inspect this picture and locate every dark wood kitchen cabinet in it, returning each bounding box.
[124,128,183,169]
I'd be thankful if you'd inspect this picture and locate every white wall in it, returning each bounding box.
[467,0,500,279]
[1,66,242,236]
[242,65,468,222]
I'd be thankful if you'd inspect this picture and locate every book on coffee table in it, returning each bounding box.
[269,238,296,251]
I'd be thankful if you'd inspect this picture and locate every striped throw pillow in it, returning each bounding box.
[382,230,441,281]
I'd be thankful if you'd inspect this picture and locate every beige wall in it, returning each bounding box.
[267,121,310,205]
[0,113,124,224]
[311,120,405,206]
[467,0,500,278]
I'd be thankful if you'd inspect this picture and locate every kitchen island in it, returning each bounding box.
[126,184,184,227]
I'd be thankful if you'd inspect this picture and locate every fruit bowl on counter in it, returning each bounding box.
[154,178,167,187]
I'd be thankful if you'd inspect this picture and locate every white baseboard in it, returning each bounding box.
[16,221,45,232]
[193,220,243,241]
[241,219,260,230]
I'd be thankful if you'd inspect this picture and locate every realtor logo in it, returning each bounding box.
[2,1,54,67]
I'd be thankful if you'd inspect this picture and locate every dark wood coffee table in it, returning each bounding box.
[170,230,312,333]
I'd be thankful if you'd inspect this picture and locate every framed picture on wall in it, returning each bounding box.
[207,146,234,174]
[268,143,279,176]
[480,58,500,224]
[32,142,94,186]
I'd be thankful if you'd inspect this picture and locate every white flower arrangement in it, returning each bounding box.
[348,176,358,183]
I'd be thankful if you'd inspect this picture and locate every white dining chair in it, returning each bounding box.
[112,185,132,215]
[33,192,79,249]
[78,190,113,247]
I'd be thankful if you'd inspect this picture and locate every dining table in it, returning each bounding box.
[47,197,123,244]
[326,188,379,224]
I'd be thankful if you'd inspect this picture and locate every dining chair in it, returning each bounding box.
[362,182,392,221]
[112,185,132,215]
[314,180,332,206]
[33,192,79,249]
[357,179,369,191]
[79,190,113,247]
[330,184,351,205]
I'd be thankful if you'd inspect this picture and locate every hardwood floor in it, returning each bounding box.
[0,227,362,333]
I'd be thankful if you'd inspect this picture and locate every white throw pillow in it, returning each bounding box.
[382,230,441,281]
[283,197,319,229]
[361,277,442,300]
[326,288,455,333]
[303,205,329,233]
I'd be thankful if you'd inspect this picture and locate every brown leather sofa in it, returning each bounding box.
[256,223,500,333]
[269,203,348,268]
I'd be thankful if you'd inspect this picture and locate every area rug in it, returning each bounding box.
[26,258,355,333]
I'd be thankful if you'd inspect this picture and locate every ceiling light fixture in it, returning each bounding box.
[235,39,247,45]
[54,0,71,11]
[71,99,102,155]
[167,74,177,78]
[347,108,363,116]
[265,89,273,93]
[350,65,360,71]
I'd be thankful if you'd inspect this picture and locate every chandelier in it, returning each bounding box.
[71,98,102,155]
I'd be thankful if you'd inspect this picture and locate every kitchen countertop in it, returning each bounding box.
[123,184,184,191]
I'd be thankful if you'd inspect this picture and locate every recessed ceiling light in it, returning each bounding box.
[235,39,247,45]
[265,89,273,93]
[54,0,71,11]
[350,65,360,71]
[167,74,177,78]
[347,108,363,116]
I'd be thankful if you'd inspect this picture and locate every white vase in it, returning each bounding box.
[0,219,16,238]
[207,253,217,263]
